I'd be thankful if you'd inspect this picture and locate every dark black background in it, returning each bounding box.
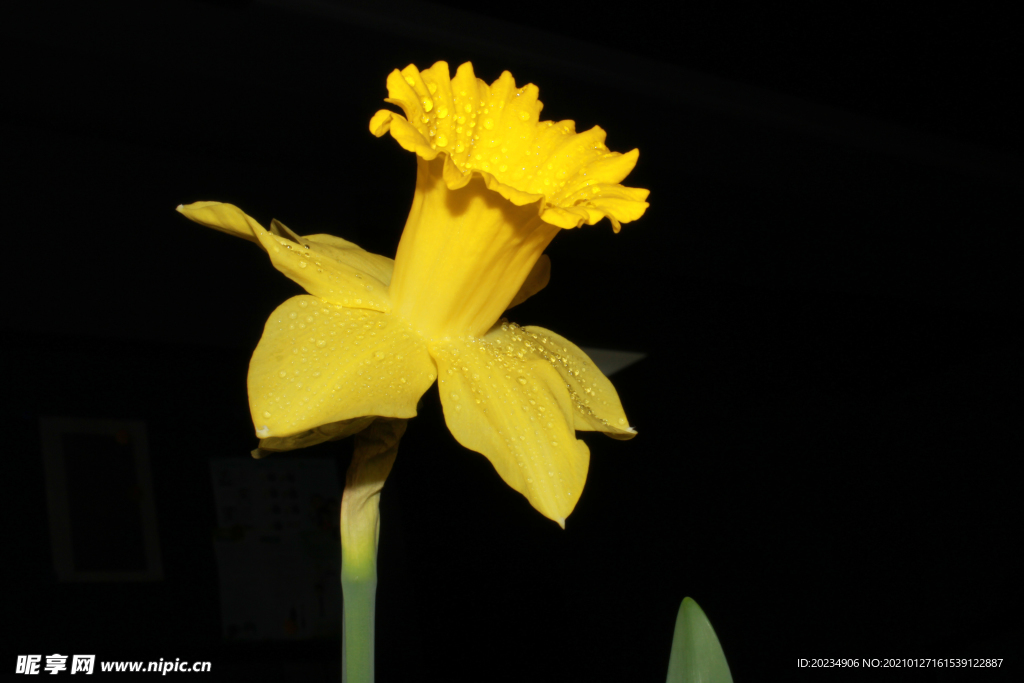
[5,1,1021,681]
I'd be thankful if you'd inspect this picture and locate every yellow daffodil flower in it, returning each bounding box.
[178,61,648,527]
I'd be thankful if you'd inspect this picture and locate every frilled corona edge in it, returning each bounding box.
[369,61,649,231]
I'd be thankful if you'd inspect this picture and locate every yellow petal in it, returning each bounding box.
[523,326,636,439]
[177,199,262,244]
[248,295,436,439]
[267,217,303,242]
[251,415,377,458]
[300,233,395,286]
[506,254,551,310]
[429,323,590,527]
[178,202,391,313]
[268,219,395,288]
[269,219,395,285]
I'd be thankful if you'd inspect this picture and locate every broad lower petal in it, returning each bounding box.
[251,415,377,458]
[430,323,590,526]
[523,326,636,439]
[248,295,436,439]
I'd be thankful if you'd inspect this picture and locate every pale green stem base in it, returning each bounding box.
[339,419,406,683]
[341,567,377,683]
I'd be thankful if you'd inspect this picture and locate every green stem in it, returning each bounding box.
[341,566,376,683]
[340,418,406,683]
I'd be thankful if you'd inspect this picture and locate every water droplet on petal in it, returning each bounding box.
[436,134,448,147]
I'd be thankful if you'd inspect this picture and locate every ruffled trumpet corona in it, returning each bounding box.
[178,61,649,526]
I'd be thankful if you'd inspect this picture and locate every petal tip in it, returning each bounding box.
[369,109,394,137]
[556,517,566,530]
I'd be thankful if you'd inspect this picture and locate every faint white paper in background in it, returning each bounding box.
[40,417,163,582]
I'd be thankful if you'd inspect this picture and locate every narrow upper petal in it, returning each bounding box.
[177,199,263,243]
[178,201,391,312]
[522,325,636,439]
[267,218,396,286]
[429,322,590,526]
[303,235,393,286]
[248,295,436,439]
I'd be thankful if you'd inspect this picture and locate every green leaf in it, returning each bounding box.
[666,597,733,683]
